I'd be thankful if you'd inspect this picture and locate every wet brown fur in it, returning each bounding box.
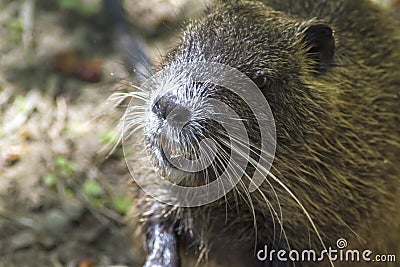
[129,0,400,266]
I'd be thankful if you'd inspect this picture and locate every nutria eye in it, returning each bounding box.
[254,76,267,88]
[253,71,270,88]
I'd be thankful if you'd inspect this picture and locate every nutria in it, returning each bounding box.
[119,0,400,266]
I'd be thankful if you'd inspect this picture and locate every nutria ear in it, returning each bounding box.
[302,23,335,71]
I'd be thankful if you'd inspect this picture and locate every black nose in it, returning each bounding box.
[152,93,191,127]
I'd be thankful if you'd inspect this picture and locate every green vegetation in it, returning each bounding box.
[112,195,132,215]
[43,173,57,187]
[14,95,29,114]
[82,179,102,197]
[56,0,101,17]
[8,18,23,44]
[101,130,119,145]
[55,155,76,176]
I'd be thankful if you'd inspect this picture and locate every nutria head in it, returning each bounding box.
[141,1,336,189]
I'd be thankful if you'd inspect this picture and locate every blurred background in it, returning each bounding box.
[0,0,398,266]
